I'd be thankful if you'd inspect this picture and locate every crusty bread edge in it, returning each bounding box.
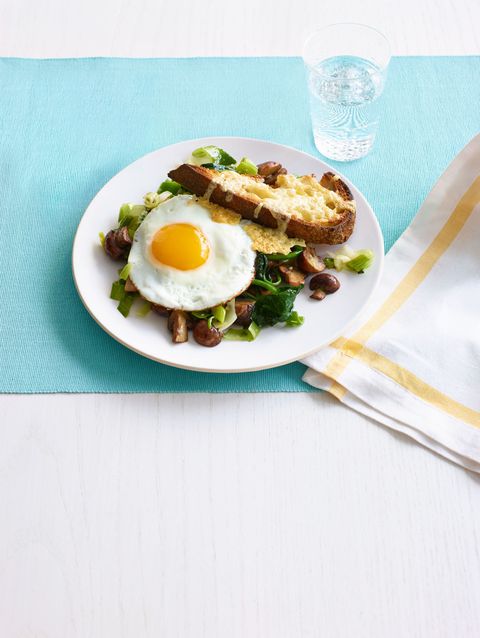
[168,164,356,245]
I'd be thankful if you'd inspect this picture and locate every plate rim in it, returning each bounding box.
[72,136,384,373]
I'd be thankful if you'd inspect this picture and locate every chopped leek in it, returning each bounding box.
[111,279,138,317]
[345,250,374,273]
[223,321,260,342]
[190,145,236,167]
[118,203,134,225]
[212,305,227,324]
[118,263,132,281]
[117,293,136,318]
[143,191,162,210]
[118,203,147,238]
[285,311,304,327]
[136,301,151,317]
[213,299,237,331]
[118,203,145,226]
[110,280,125,301]
[99,231,105,248]
[158,179,182,196]
[247,321,261,340]
[236,157,258,175]
[324,246,375,273]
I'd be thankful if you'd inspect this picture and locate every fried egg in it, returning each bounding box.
[128,195,256,311]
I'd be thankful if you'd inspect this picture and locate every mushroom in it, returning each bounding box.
[193,320,223,347]
[124,277,138,293]
[297,247,325,274]
[309,273,340,295]
[168,310,189,343]
[279,264,305,287]
[234,300,255,327]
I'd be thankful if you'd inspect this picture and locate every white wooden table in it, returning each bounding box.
[2,2,480,636]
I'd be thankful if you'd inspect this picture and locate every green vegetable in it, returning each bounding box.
[345,250,374,273]
[158,179,182,196]
[213,299,237,331]
[110,280,125,301]
[143,191,162,210]
[247,321,261,340]
[254,253,269,280]
[118,203,132,225]
[99,231,105,248]
[236,157,258,175]
[285,311,304,327]
[212,305,227,324]
[136,301,151,317]
[128,215,147,238]
[207,316,214,329]
[118,203,148,238]
[110,278,139,317]
[224,321,260,342]
[118,203,145,226]
[191,309,212,320]
[324,247,375,273]
[191,145,236,167]
[253,253,282,290]
[118,263,132,281]
[267,246,304,262]
[252,278,278,293]
[117,293,136,318]
[252,287,301,327]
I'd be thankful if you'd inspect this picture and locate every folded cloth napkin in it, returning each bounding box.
[303,135,480,472]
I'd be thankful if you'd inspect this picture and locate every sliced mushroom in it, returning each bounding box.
[193,320,222,347]
[310,289,326,301]
[257,161,282,177]
[278,264,305,287]
[168,309,188,343]
[235,300,255,327]
[151,303,169,316]
[297,247,325,274]
[185,313,196,330]
[104,226,132,260]
[257,161,288,186]
[309,273,340,294]
[124,277,138,293]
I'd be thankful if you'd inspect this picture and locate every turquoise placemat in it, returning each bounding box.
[1,56,478,393]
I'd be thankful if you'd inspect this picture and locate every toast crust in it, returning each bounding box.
[168,164,355,245]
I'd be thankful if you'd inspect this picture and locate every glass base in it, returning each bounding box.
[314,132,375,162]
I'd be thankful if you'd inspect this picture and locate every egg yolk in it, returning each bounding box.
[151,223,210,270]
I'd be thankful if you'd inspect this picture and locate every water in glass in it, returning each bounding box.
[308,55,385,161]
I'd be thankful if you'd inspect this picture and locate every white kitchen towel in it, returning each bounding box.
[303,134,480,472]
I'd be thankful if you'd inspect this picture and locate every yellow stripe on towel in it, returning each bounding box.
[329,340,480,428]
[323,176,480,415]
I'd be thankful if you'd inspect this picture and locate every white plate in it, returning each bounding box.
[72,137,384,373]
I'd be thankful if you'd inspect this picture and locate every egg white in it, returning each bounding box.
[128,195,256,311]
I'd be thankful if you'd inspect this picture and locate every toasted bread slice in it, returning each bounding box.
[168,164,356,245]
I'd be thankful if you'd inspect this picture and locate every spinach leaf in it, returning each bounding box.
[252,287,302,327]
[254,253,269,280]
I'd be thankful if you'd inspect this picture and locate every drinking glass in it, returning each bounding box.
[303,23,391,161]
